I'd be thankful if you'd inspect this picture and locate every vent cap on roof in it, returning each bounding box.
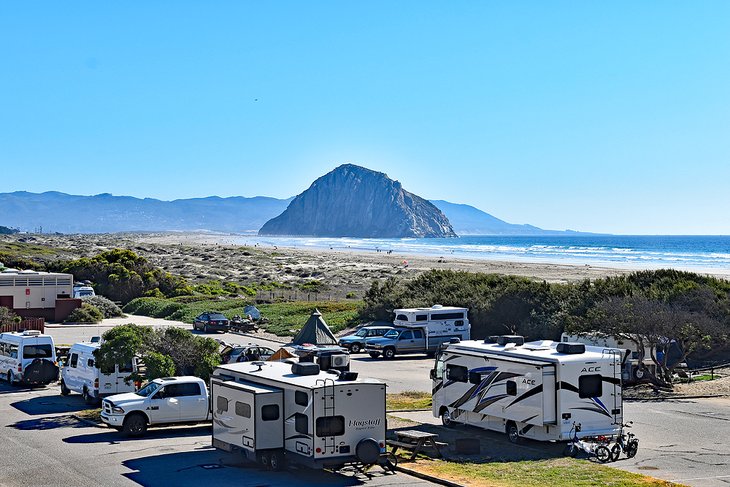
[497,335,525,346]
[557,342,585,354]
[484,335,500,344]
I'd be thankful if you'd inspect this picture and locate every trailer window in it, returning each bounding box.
[295,413,308,434]
[430,312,464,320]
[295,390,308,406]
[235,401,251,418]
[506,380,517,396]
[396,314,408,321]
[579,375,603,398]
[316,416,345,437]
[262,404,280,421]
[446,364,468,382]
[216,396,229,413]
[415,314,427,321]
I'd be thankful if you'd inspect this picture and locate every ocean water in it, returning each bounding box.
[233,235,730,274]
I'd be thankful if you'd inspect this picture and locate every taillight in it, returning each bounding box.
[94,378,99,389]
[18,365,22,372]
[315,447,322,453]
[379,442,385,448]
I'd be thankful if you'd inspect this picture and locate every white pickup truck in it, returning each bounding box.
[100,376,210,436]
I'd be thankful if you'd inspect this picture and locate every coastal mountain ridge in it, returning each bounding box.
[259,164,456,238]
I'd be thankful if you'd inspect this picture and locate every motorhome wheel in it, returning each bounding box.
[258,452,270,469]
[60,380,70,396]
[506,422,520,444]
[441,409,455,428]
[349,343,361,353]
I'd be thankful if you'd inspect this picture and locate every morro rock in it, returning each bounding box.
[259,164,457,238]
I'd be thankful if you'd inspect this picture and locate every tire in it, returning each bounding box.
[626,440,638,458]
[204,324,209,333]
[349,343,361,354]
[506,422,520,444]
[383,347,396,360]
[611,444,622,462]
[595,445,612,463]
[60,380,70,396]
[82,387,94,405]
[441,408,456,428]
[269,451,284,471]
[258,452,270,469]
[563,443,578,457]
[7,371,17,386]
[368,352,381,359]
[122,413,148,437]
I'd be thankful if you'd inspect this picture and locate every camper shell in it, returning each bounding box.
[211,360,387,470]
[0,330,58,385]
[61,341,138,403]
[393,305,470,343]
[431,336,623,443]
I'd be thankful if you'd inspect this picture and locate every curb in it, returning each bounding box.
[625,393,729,401]
[230,331,289,345]
[387,408,431,413]
[71,414,106,429]
[395,465,465,487]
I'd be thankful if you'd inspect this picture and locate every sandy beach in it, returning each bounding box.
[2,232,645,299]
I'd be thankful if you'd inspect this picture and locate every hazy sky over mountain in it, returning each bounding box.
[1,2,728,234]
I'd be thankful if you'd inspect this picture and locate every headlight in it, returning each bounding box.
[112,406,125,413]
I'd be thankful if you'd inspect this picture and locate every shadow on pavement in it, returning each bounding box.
[64,424,213,444]
[122,450,395,487]
[10,390,93,416]
[10,414,89,431]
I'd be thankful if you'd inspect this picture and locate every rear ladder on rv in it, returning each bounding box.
[602,348,622,425]
[316,378,336,454]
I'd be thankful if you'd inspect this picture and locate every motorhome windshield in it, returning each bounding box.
[384,329,400,339]
[23,344,53,359]
[135,382,159,397]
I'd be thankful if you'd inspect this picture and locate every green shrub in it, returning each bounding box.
[81,295,123,318]
[0,307,21,331]
[65,303,104,324]
[346,292,357,299]
[143,351,176,380]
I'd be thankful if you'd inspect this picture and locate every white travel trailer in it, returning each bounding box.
[561,333,655,383]
[431,336,623,443]
[211,361,387,470]
[61,341,138,404]
[393,305,471,341]
[0,330,58,385]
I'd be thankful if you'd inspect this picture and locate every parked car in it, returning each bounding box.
[61,341,138,404]
[338,325,393,353]
[101,376,210,436]
[193,312,230,333]
[225,345,276,364]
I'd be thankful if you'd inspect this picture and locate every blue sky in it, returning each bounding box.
[1,2,729,235]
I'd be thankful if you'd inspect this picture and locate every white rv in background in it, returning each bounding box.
[211,361,387,470]
[393,305,471,340]
[561,333,655,383]
[431,335,623,443]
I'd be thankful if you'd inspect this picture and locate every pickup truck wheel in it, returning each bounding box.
[349,343,361,354]
[122,413,148,437]
[383,347,396,360]
[368,352,380,359]
[269,451,284,471]
[60,380,70,396]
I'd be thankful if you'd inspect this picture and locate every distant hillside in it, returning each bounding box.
[260,164,456,238]
[0,191,291,233]
[431,200,592,236]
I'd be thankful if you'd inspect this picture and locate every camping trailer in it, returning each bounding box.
[211,361,387,470]
[431,336,623,443]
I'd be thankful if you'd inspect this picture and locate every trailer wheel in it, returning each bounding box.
[349,343,362,354]
[441,408,456,428]
[269,451,284,471]
[258,452,270,469]
[506,422,520,444]
[383,347,396,360]
[60,380,70,396]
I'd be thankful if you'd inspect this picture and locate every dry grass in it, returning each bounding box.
[386,391,432,411]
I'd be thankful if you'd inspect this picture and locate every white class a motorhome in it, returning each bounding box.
[431,336,623,443]
[211,361,387,470]
[61,341,137,404]
[0,330,58,385]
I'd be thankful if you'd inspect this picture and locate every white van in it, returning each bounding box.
[0,330,59,386]
[61,341,137,404]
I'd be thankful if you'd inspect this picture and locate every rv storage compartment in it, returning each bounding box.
[557,342,585,354]
[292,362,320,376]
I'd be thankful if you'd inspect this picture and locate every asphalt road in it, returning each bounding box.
[0,382,433,487]
[46,317,435,394]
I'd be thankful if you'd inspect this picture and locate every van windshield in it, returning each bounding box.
[384,329,400,339]
[136,382,159,397]
[23,344,53,359]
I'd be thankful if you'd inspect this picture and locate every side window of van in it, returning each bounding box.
[118,361,134,373]
[69,353,78,368]
[87,358,95,368]
[9,345,18,359]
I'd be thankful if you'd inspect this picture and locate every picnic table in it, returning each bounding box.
[388,430,446,460]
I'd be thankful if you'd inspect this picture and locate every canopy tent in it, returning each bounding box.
[290,309,338,346]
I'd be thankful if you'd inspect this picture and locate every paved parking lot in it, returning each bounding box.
[0,382,433,487]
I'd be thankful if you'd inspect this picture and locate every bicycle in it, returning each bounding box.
[611,421,639,461]
[563,422,613,463]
